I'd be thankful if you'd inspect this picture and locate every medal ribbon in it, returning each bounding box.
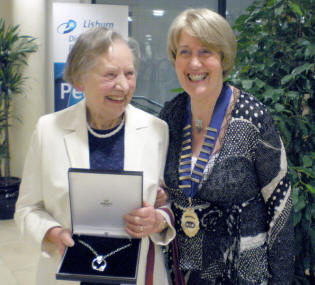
[179,85,232,198]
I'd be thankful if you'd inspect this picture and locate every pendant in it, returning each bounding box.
[195,119,203,133]
[181,207,200,238]
[92,255,107,272]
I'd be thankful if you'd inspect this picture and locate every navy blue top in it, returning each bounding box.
[88,125,125,171]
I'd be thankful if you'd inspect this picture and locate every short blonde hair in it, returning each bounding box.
[167,8,237,77]
[64,27,140,85]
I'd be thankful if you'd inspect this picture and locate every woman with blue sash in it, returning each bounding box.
[159,8,294,285]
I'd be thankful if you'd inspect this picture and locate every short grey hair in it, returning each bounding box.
[167,8,237,77]
[64,27,140,85]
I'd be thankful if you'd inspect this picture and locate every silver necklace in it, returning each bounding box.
[87,115,125,139]
[195,119,203,133]
[77,239,132,272]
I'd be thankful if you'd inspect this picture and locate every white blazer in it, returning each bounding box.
[15,99,175,285]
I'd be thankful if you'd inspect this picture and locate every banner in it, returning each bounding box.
[52,3,128,111]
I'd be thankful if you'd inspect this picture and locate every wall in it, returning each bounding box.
[10,0,46,178]
[0,1,12,23]
[0,0,90,178]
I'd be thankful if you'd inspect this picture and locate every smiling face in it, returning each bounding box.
[175,30,223,103]
[76,40,136,128]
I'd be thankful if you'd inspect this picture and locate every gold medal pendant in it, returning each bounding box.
[181,207,200,238]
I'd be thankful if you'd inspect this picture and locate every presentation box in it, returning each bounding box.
[56,168,143,284]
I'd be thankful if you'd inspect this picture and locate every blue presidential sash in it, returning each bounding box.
[178,85,232,237]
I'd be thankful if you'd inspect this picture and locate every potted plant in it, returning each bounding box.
[0,18,38,219]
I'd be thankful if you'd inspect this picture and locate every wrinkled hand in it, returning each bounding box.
[123,201,164,238]
[154,187,168,208]
[44,227,74,256]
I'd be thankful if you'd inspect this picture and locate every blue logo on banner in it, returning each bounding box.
[57,20,77,34]
[54,62,84,111]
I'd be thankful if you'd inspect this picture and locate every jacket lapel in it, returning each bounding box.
[124,104,147,171]
[162,93,188,188]
[63,99,90,169]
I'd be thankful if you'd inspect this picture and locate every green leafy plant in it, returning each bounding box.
[0,18,38,180]
[228,0,314,283]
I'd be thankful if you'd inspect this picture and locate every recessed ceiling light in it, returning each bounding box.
[152,10,165,17]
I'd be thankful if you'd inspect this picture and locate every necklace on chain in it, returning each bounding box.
[87,115,125,139]
[195,119,203,133]
[77,239,132,272]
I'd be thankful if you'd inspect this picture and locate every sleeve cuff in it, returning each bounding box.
[150,207,176,245]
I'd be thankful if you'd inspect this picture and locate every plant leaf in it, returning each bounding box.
[289,1,303,16]
[305,184,315,194]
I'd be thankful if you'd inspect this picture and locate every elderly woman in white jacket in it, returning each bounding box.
[15,27,175,285]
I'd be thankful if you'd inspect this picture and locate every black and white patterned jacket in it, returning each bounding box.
[159,86,294,285]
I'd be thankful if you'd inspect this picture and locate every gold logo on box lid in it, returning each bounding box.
[100,199,113,207]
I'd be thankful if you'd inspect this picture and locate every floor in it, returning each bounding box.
[0,218,40,285]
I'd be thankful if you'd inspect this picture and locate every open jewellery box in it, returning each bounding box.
[56,168,143,284]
